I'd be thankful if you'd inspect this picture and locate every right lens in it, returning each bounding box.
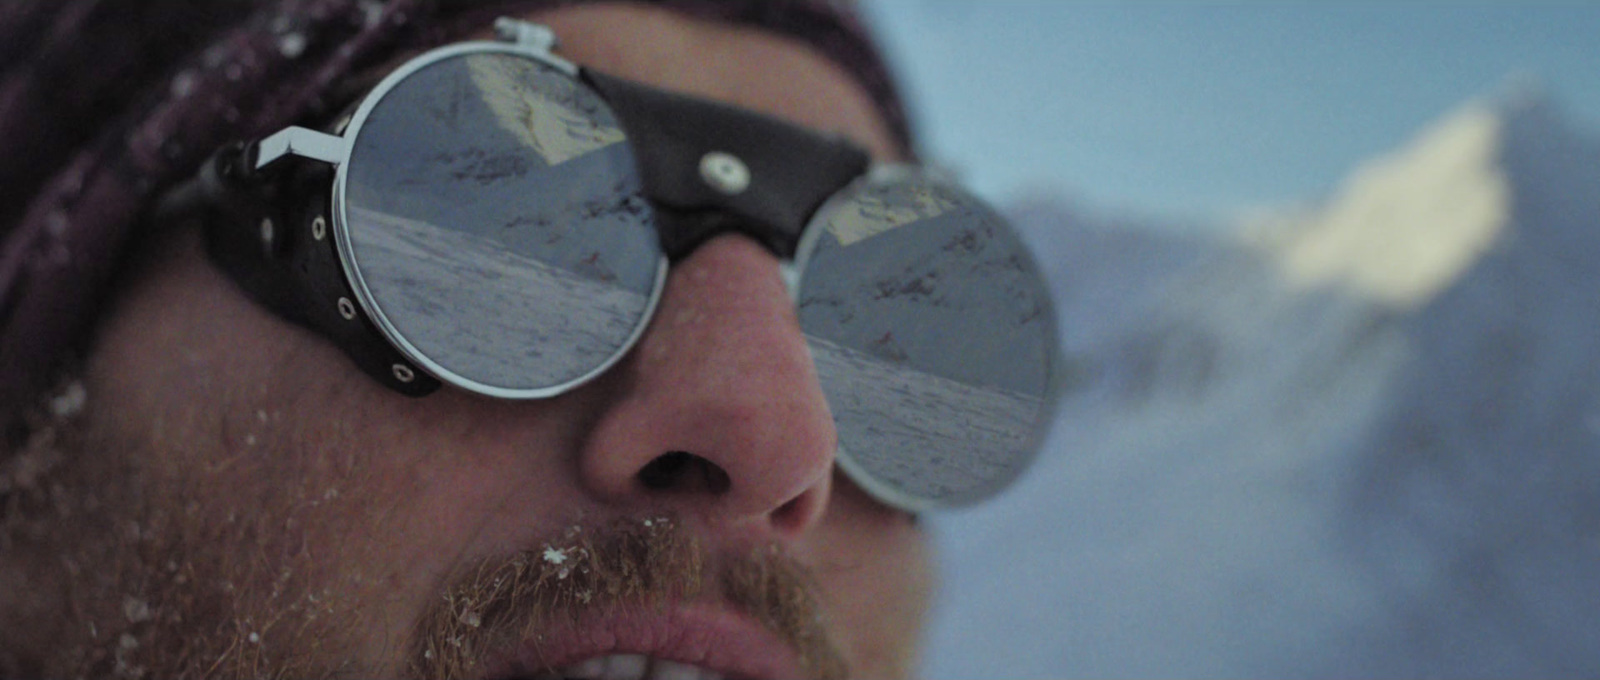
[795,167,1058,511]
[339,48,666,397]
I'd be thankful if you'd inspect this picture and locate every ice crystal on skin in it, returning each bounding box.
[358,0,385,29]
[122,596,152,624]
[169,70,197,98]
[49,381,87,417]
[276,33,307,59]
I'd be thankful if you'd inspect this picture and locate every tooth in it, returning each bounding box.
[647,659,722,680]
[601,654,649,680]
[558,656,607,679]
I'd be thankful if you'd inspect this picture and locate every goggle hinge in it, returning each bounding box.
[494,18,558,53]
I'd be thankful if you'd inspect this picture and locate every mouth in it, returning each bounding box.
[514,653,735,680]
[482,604,811,680]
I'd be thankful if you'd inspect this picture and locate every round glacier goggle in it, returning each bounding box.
[166,19,1062,512]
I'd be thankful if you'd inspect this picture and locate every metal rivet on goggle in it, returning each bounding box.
[699,151,750,195]
[337,297,356,320]
[311,215,326,241]
[259,217,275,245]
[392,364,416,383]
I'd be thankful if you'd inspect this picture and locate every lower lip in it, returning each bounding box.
[479,604,807,680]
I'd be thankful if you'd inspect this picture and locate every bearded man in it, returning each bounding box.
[0,1,1060,678]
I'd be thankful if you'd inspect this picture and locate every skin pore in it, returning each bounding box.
[0,4,932,679]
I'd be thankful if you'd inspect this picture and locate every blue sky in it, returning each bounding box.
[862,1,1600,226]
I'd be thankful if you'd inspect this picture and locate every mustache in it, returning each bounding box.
[407,516,847,680]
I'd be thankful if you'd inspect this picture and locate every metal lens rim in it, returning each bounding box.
[790,164,1062,512]
[330,41,668,399]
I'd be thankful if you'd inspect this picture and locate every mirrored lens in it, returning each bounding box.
[796,168,1058,509]
[342,49,663,395]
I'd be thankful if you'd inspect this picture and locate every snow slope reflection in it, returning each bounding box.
[347,207,653,392]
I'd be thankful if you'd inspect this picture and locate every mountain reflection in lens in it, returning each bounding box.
[796,169,1057,509]
[341,50,663,395]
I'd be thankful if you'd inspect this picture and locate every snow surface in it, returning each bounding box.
[920,90,1600,678]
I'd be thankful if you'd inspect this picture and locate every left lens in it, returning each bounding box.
[795,167,1058,510]
[340,48,664,397]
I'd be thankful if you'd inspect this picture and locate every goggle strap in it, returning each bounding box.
[582,69,871,261]
[192,147,440,397]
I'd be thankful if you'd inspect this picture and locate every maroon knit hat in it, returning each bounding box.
[0,0,915,434]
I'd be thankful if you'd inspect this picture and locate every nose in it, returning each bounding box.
[577,234,836,539]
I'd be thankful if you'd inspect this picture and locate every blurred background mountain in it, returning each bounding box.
[856,4,1600,676]
[917,90,1600,677]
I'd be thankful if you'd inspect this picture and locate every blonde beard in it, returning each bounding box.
[410,519,845,680]
[0,381,849,680]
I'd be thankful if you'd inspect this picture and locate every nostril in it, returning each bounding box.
[638,450,731,494]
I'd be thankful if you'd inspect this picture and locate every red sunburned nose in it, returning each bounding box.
[575,234,836,541]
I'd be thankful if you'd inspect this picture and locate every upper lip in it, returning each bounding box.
[478,602,806,680]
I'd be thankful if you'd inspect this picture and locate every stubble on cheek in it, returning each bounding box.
[0,384,403,680]
[4,372,909,680]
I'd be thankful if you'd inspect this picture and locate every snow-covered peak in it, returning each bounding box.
[1247,88,1595,309]
[1256,103,1507,307]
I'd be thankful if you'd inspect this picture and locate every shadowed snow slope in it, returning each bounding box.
[921,91,1600,679]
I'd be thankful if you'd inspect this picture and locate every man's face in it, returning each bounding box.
[0,5,933,679]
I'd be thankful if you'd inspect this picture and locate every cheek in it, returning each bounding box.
[84,233,606,665]
[90,228,591,523]
[88,229,359,439]
[806,472,935,678]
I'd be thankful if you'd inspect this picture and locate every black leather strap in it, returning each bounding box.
[193,143,441,397]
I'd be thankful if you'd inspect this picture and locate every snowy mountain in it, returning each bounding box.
[921,91,1600,678]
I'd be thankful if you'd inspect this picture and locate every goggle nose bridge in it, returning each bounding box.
[580,69,871,263]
